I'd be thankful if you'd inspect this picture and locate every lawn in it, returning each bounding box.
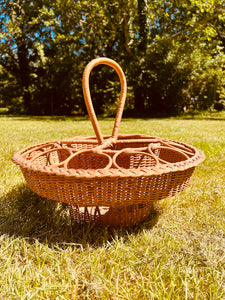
[0,112,225,299]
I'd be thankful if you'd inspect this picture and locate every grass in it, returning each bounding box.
[0,112,225,299]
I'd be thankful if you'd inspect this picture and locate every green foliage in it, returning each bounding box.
[0,0,225,115]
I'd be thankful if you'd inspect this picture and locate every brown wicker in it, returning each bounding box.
[12,57,205,227]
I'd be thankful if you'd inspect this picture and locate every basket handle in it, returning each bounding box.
[82,57,127,144]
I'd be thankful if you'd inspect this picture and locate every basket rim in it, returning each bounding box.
[12,134,205,179]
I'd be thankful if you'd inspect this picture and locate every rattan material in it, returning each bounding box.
[12,57,205,227]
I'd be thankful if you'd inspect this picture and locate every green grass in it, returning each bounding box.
[0,112,225,299]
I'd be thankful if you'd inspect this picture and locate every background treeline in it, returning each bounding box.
[0,0,225,116]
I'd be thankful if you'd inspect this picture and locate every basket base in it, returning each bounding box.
[68,203,153,227]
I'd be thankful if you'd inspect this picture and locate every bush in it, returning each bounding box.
[214,100,225,111]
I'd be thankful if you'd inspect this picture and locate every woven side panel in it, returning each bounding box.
[21,167,195,207]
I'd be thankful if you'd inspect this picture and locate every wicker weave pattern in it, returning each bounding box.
[12,58,205,227]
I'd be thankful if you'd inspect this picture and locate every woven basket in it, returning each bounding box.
[12,58,205,227]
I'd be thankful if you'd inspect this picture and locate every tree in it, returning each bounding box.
[1,0,54,113]
[0,0,84,114]
[0,0,224,115]
[130,0,225,114]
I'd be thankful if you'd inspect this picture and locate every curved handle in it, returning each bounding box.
[82,57,127,144]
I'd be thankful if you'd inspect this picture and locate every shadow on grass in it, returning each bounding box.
[0,184,160,248]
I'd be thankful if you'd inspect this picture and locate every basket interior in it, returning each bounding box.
[151,147,189,164]
[114,152,158,169]
[18,136,196,171]
[67,152,110,170]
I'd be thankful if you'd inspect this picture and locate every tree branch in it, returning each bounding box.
[172,8,225,38]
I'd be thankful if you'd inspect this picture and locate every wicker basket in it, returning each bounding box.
[12,58,205,227]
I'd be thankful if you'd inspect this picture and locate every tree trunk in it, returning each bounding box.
[134,84,146,115]
[133,0,148,114]
[138,0,147,54]
[17,38,32,114]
